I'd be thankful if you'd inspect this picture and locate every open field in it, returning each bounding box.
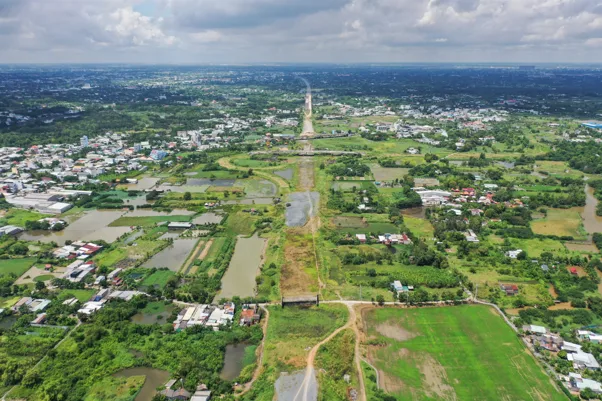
[363,305,566,401]
[0,258,37,278]
[403,216,434,240]
[140,270,175,289]
[531,208,585,239]
[370,164,410,182]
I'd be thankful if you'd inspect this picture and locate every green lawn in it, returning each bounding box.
[531,208,586,239]
[140,270,174,289]
[364,305,566,401]
[84,376,144,401]
[1,209,48,226]
[59,289,95,303]
[403,216,434,240]
[0,258,36,277]
[33,274,55,282]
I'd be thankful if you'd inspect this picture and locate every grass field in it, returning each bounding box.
[140,270,175,289]
[338,222,399,235]
[531,208,585,239]
[511,238,567,257]
[108,215,192,227]
[370,164,410,182]
[84,376,144,401]
[363,305,565,401]
[0,258,36,278]
[0,209,48,226]
[33,274,55,282]
[265,304,348,370]
[58,289,95,303]
[403,216,434,240]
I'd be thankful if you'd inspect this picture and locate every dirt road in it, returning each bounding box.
[292,303,365,401]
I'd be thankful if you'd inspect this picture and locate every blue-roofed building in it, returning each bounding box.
[582,122,602,129]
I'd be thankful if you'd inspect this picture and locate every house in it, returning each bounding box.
[160,379,191,400]
[505,249,523,259]
[168,222,194,230]
[562,342,601,370]
[464,230,479,243]
[568,372,602,393]
[522,325,547,335]
[355,234,367,243]
[500,284,519,296]
[535,333,564,351]
[240,304,261,326]
[577,330,602,344]
[191,384,211,401]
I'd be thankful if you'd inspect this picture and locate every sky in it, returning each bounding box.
[2,0,602,64]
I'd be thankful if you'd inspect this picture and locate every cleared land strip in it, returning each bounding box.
[217,157,289,189]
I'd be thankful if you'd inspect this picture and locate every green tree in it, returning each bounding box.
[183,192,192,201]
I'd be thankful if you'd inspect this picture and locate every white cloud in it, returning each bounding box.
[3,0,602,63]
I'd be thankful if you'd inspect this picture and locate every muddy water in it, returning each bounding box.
[119,177,159,191]
[114,367,169,401]
[217,234,267,300]
[580,185,602,235]
[274,168,293,180]
[19,210,130,244]
[142,239,197,271]
[220,343,248,381]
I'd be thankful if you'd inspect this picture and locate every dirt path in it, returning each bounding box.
[180,239,205,275]
[217,157,289,189]
[293,303,365,401]
[198,239,213,260]
[236,305,270,398]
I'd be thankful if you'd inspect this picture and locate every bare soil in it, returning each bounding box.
[375,323,417,342]
[419,354,457,400]
[281,230,316,296]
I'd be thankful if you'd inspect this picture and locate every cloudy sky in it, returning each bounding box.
[2,0,602,64]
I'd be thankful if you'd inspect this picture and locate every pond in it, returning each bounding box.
[142,239,197,271]
[220,343,249,381]
[217,234,267,300]
[119,177,160,191]
[131,309,172,325]
[581,185,602,235]
[19,210,130,244]
[274,168,293,180]
[496,161,515,169]
[113,367,170,401]
[192,212,223,225]
[285,192,319,227]
[0,316,17,330]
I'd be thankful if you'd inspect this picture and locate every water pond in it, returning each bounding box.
[142,239,197,271]
[113,367,170,401]
[19,210,130,244]
[217,234,267,300]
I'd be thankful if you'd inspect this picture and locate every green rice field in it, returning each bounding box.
[363,305,566,401]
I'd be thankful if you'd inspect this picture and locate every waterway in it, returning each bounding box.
[217,234,267,300]
[113,367,170,401]
[220,343,248,381]
[580,185,602,235]
[19,210,130,244]
[142,239,197,271]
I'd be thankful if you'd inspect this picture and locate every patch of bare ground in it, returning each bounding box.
[280,230,316,296]
[375,323,417,342]
[298,157,315,190]
[198,239,213,260]
[419,354,457,401]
